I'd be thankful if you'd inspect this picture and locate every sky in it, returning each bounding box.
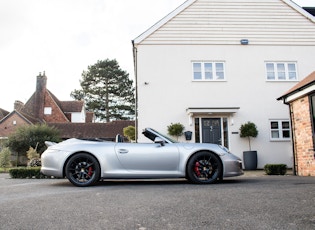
[0,0,314,111]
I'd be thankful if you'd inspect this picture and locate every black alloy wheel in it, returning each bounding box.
[187,151,222,184]
[65,153,100,187]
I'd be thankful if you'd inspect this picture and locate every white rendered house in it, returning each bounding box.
[132,0,315,168]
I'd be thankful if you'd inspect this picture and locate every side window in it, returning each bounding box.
[192,61,225,81]
[270,120,291,140]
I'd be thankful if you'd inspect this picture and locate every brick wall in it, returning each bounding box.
[291,96,315,176]
[43,91,69,123]
[0,113,30,137]
[35,74,47,120]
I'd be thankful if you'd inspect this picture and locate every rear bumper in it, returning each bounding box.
[40,149,69,178]
[41,167,64,178]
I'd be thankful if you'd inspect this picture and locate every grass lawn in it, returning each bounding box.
[0,167,11,173]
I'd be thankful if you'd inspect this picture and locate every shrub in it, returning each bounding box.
[123,126,136,142]
[264,164,287,175]
[28,158,41,167]
[9,167,47,179]
[6,124,61,157]
[26,147,41,167]
[26,147,39,160]
[0,147,11,171]
[167,123,185,140]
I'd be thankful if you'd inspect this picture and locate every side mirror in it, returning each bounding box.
[154,137,165,146]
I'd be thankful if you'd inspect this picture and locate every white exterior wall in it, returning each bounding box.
[136,44,315,168]
[134,0,315,168]
[70,107,86,123]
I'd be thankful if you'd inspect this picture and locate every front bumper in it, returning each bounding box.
[222,154,244,177]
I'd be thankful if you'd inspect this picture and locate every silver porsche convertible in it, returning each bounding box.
[41,128,243,187]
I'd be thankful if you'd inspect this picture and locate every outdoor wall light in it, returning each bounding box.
[240,39,249,45]
[144,82,149,85]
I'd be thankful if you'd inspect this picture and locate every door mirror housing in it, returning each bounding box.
[154,137,165,146]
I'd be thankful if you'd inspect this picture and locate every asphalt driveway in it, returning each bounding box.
[0,171,314,230]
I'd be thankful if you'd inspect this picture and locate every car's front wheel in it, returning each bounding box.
[186,151,222,184]
[65,153,100,187]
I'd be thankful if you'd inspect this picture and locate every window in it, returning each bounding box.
[194,118,200,143]
[193,62,225,81]
[270,120,291,140]
[265,62,297,81]
[44,107,52,115]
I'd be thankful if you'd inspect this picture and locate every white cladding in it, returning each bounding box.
[136,0,315,45]
[133,0,315,168]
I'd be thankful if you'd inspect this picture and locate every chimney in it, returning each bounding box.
[14,100,24,111]
[34,71,47,120]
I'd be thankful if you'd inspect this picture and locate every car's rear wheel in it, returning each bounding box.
[65,153,100,187]
[186,151,222,184]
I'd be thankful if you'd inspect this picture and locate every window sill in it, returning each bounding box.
[192,80,227,82]
[266,80,299,82]
[269,139,291,142]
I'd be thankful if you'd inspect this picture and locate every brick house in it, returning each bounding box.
[0,72,134,141]
[0,108,9,120]
[278,71,315,176]
[0,108,10,145]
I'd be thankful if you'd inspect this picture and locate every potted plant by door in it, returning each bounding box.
[240,121,258,170]
[167,123,185,141]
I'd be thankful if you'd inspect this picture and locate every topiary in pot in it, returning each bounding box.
[240,121,258,151]
[240,121,258,170]
[167,123,185,141]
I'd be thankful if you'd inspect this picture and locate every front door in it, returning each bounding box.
[202,118,222,145]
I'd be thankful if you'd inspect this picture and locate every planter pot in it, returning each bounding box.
[243,151,257,170]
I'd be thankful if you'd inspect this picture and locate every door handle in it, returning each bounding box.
[118,149,129,154]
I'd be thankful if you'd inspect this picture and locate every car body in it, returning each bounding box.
[41,128,243,186]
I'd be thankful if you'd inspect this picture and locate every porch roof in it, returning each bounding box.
[277,71,315,104]
[186,107,240,116]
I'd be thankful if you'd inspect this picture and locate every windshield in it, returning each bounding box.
[143,128,177,143]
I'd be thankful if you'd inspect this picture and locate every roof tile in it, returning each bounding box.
[278,71,315,99]
[48,120,135,140]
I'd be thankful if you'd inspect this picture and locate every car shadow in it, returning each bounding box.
[93,177,251,187]
[48,176,260,187]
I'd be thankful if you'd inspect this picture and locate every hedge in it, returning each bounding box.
[264,164,287,175]
[9,167,49,179]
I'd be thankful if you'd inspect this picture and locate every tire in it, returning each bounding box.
[186,151,222,184]
[65,153,100,187]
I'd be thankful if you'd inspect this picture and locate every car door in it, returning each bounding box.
[114,142,180,173]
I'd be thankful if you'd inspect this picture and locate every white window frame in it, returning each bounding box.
[265,62,298,81]
[192,61,226,81]
[44,107,52,115]
[270,120,291,141]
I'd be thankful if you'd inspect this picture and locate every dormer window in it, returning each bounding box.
[44,107,52,115]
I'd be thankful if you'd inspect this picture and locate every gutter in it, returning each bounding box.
[132,40,138,142]
[277,83,315,104]
[289,104,297,175]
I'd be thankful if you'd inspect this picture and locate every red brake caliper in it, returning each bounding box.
[88,167,93,177]
[194,162,201,176]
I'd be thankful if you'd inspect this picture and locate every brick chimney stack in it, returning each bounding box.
[34,71,47,120]
[14,100,24,111]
